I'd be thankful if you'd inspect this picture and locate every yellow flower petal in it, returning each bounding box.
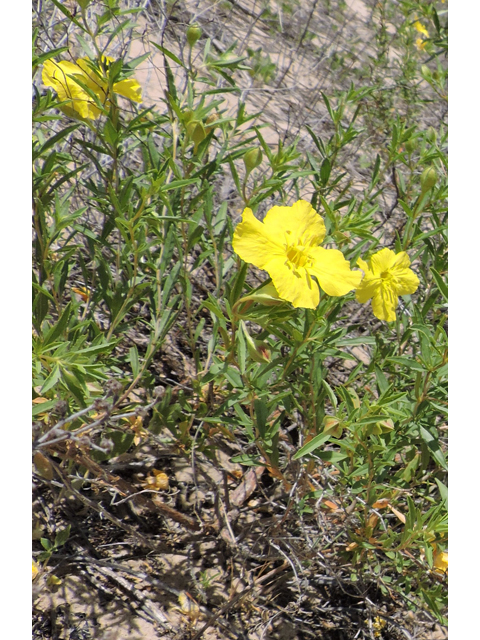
[113,78,142,102]
[414,21,429,38]
[309,247,362,296]
[232,208,284,269]
[266,257,319,308]
[433,550,448,575]
[392,270,419,296]
[391,251,411,270]
[372,285,398,322]
[370,247,397,274]
[262,200,326,248]
[355,272,381,304]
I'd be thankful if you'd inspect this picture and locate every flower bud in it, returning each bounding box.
[420,166,437,192]
[425,126,437,144]
[186,120,206,151]
[237,282,283,308]
[187,24,202,48]
[243,147,263,172]
[421,65,432,79]
[182,108,195,125]
[247,338,272,364]
[371,418,395,435]
[205,113,219,133]
[404,138,417,154]
[240,321,271,364]
[323,416,344,438]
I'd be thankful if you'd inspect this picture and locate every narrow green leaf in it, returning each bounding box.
[293,433,331,460]
[419,426,447,470]
[254,398,269,439]
[388,356,425,372]
[129,346,139,378]
[150,42,186,68]
[430,267,448,302]
[41,366,62,394]
[314,451,348,462]
[43,303,73,347]
[320,157,331,185]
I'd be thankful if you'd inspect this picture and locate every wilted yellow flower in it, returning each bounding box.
[128,415,145,446]
[42,56,142,120]
[232,200,362,308]
[356,248,419,322]
[372,616,387,637]
[177,591,201,620]
[72,286,90,302]
[143,469,169,491]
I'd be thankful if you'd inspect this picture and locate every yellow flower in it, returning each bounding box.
[416,38,427,51]
[355,248,419,322]
[433,550,448,575]
[42,56,142,120]
[414,21,429,38]
[232,200,362,309]
[32,560,40,580]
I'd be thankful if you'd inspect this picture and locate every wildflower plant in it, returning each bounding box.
[32,0,447,636]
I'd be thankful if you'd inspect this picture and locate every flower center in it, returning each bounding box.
[286,245,309,269]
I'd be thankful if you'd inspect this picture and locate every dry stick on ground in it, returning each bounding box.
[48,443,201,531]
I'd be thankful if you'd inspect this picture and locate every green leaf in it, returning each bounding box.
[435,478,448,507]
[254,398,268,439]
[49,0,85,30]
[33,46,69,69]
[320,157,331,185]
[322,380,338,408]
[40,538,52,551]
[430,267,448,302]
[305,125,326,157]
[41,366,62,394]
[110,430,135,456]
[419,426,447,470]
[128,346,139,378]
[313,450,348,462]
[42,303,73,347]
[229,261,248,305]
[236,324,247,375]
[388,356,425,372]
[37,124,80,156]
[293,433,331,460]
[150,42,186,68]
[54,525,71,548]
[230,454,262,466]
